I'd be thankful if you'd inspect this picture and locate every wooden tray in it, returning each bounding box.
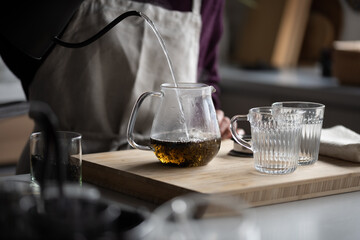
[82,140,360,207]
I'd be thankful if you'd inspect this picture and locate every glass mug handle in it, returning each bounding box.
[127,91,163,151]
[230,115,252,151]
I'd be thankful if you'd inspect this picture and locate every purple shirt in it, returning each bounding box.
[197,0,224,109]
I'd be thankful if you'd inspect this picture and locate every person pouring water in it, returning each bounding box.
[0,0,232,174]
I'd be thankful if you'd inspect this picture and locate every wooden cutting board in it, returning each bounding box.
[82,140,360,207]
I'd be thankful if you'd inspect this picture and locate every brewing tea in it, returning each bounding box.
[127,84,221,163]
[150,137,221,167]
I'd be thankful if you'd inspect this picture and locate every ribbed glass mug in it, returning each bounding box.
[272,102,325,165]
[230,107,304,174]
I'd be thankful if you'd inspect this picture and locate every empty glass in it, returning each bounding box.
[230,107,304,174]
[272,102,325,165]
[30,131,82,185]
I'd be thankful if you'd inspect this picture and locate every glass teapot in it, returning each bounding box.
[127,83,221,167]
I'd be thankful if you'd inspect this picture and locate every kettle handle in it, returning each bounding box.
[127,91,163,151]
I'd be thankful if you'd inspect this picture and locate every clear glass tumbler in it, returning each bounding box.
[272,102,325,165]
[231,107,304,174]
[30,131,82,185]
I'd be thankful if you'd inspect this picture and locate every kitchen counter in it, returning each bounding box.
[1,173,360,240]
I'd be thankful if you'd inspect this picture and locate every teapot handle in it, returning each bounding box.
[230,115,252,151]
[127,91,163,151]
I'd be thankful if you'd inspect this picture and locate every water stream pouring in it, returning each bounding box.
[53,10,177,85]
[53,10,189,139]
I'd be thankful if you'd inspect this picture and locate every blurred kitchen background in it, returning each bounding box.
[1,0,360,176]
[218,0,360,134]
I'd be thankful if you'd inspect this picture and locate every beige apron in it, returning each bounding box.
[29,0,202,154]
